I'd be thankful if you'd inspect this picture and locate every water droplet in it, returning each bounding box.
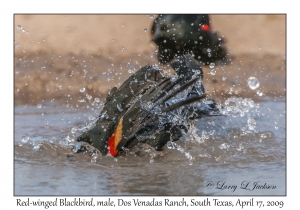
[256,90,263,96]
[122,47,124,51]
[260,132,272,139]
[37,104,42,108]
[86,94,92,100]
[167,141,177,149]
[247,117,256,130]
[247,76,260,90]
[21,136,29,143]
[209,63,215,68]
[91,157,97,163]
[209,69,216,75]
[71,127,77,134]
[65,135,74,143]
[144,28,147,32]
[88,115,96,121]
[128,69,133,73]
[191,23,194,26]
[78,99,86,103]
[94,98,100,103]
[222,77,227,81]
[17,25,22,30]
[219,143,230,150]
[33,145,40,150]
[149,15,154,19]
[72,142,82,153]
[117,103,123,112]
[237,143,244,151]
[112,39,114,42]
[79,87,85,92]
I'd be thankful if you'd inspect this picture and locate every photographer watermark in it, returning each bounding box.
[206,181,276,192]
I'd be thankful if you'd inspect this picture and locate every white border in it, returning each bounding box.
[3,0,297,208]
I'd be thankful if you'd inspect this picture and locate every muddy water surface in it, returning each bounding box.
[14,97,285,195]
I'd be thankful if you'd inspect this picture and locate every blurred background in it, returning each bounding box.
[14,14,286,106]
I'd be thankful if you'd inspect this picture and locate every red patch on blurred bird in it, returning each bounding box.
[201,24,210,31]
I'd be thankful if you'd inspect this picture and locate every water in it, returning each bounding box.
[14,99,286,195]
[247,77,260,90]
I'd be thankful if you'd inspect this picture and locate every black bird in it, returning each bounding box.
[76,55,220,157]
[151,14,228,64]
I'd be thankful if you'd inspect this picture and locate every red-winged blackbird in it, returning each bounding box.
[75,55,220,157]
[151,14,228,64]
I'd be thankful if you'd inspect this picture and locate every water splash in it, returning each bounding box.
[219,143,230,150]
[167,141,193,165]
[247,117,256,130]
[223,97,258,117]
[185,123,205,144]
[91,151,100,163]
[72,142,82,153]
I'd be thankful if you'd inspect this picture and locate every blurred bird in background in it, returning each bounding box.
[151,14,228,65]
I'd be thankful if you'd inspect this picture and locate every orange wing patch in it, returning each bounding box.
[108,116,123,156]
